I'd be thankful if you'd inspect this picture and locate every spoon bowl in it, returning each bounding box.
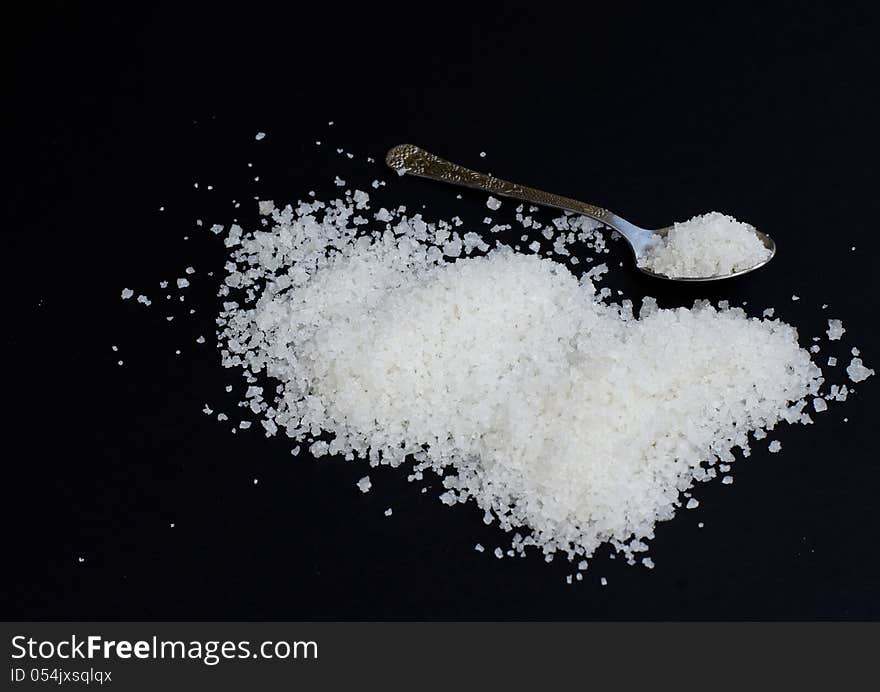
[633,226,777,282]
[385,144,776,282]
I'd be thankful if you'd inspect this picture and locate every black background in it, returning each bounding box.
[7,3,879,620]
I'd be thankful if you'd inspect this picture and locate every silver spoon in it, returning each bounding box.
[385,144,775,282]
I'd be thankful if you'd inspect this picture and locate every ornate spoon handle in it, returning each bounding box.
[385,144,611,224]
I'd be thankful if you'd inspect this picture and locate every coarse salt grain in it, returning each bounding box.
[827,319,845,341]
[846,357,874,383]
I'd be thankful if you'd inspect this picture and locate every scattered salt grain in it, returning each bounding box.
[475,543,484,553]
[768,440,782,453]
[846,357,874,383]
[642,557,655,569]
[255,132,266,141]
[486,196,501,211]
[177,278,190,289]
[722,476,734,485]
[356,476,372,493]
[686,498,700,510]
[384,508,393,517]
[121,288,134,300]
[826,319,845,341]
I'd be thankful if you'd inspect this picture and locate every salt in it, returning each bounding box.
[639,212,771,278]
[140,170,869,573]
[827,319,845,341]
[846,357,874,383]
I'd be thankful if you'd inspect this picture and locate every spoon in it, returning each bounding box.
[385,144,775,282]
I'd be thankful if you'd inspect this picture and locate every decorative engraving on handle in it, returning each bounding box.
[385,144,609,221]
